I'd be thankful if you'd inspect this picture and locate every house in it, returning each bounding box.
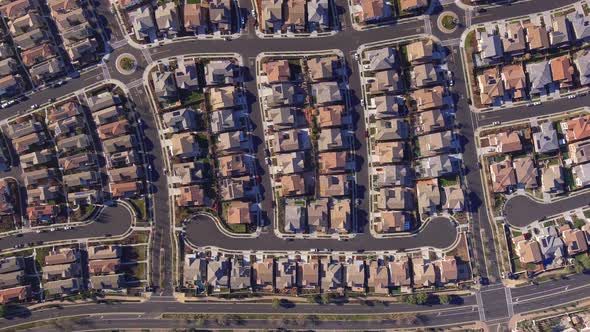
[569,139,590,164]
[300,261,319,288]
[264,83,304,107]
[318,105,346,128]
[169,132,202,159]
[284,0,305,32]
[330,199,351,233]
[389,257,411,287]
[98,119,130,140]
[27,204,59,223]
[218,154,249,178]
[49,116,84,136]
[307,199,329,233]
[319,174,349,197]
[65,38,99,66]
[44,278,81,296]
[205,60,239,86]
[416,109,446,133]
[13,29,50,51]
[48,0,80,13]
[513,156,538,189]
[416,179,440,216]
[525,23,549,51]
[345,260,366,292]
[162,108,197,133]
[284,203,306,233]
[411,86,444,111]
[230,260,251,290]
[130,5,157,42]
[307,0,329,31]
[486,131,522,154]
[501,64,526,100]
[489,158,516,193]
[549,15,571,47]
[572,162,590,187]
[155,2,180,37]
[5,119,42,139]
[175,185,205,207]
[0,285,30,304]
[399,0,427,12]
[374,164,413,188]
[550,55,575,89]
[0,75,24,97]
[56,134,90,153]
[275,258,297,290]
[21,149,53,169]
[67,190,98,206]
[502,22,526,55]
[49,101,81,123]
[219,176,251,201]
[109,165,142,183]
[261,0,283,33]
[562,227,588,256]
[210,108,243,133]
[406,39,433,65]
[253,258,274,290]
[565,115,590,142]
[477,30,503,60]
[411,63,439,88]
[570,12,590,41]
[175,58,199,90]
[272,129,309,153]
[576,50,590,86]
[375,210,410,233]
[536,226,565,266]
[308,56,339,82]
[183,0,209,34]
[318,151,348,174]
[209,0,232,33]
[152,71,178,103]
[90,274,124,290]
[377,187,414,211]
[533,122,559,154]
[311,81,342,105]
[23,168,55,187]
[370,94,403,119]
[109,181,141,198]
[206,259,229,289]
[373,141,405,164]
[368,70,402,95]
[92,106,124,125]
[103,135,136,154]
[88,258,120,275]
[263,60,291,83]
[29,58,64,84]
[365,47,397,71]
[412,258,436,287]
[63,171,100,188]
[107,151,138,169]
[281,173,310,196]
[0,0,36,20]
[217,131,249,153]
[226,200,251,225]
[352,0,392,23]
[27,186,60,204]
[542,164,565,194]
[442,184,464,212]
[374,118,408,142]
[209,85,242,111]
[417,130,453,157]
[21,43,57,67]
[436,257,458,285]
[526,61,552,95]
[0,58,17,77]
[322,261,343,291]
[183,254,207,288]
[275,151,306,174]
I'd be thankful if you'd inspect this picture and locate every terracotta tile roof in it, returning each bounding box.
[263,60,291,83]
[176,185,205,207]
[490,159,516,193]
[550,55,575,88]
[566,115,590,142]
[227,200,251,224]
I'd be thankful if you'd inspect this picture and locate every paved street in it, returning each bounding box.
[505,194,590,228]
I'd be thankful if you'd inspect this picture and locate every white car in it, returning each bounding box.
[533,101,542,106]
[354,53,360,61]
[568,94,577,99]
[492,121,501,126]
[49,228,55,232]
[251,9,256,17]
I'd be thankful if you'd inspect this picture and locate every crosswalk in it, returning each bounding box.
[100,61,111,80]
[141,48,153,63]
[128,79,143,90]
[423,16,432,35]
[442,38,461,46]
[465,9,473,27]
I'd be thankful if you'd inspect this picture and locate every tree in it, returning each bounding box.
[271,298,281,309]
[439,294,450,305]
[307,295,318,304]
[415,292,429,305]
[402,294,417,305]
[321,293,331,305]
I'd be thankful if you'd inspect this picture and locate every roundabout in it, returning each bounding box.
[437,11,459,34]
[115,53,137,75]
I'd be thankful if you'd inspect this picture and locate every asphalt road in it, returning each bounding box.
[504,194,590,228]
[0,204,132,251]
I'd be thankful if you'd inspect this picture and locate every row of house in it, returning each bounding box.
[361,40,464,233]
[350,0,428,26]
[6,115,64,224]
[183,253,460,294]
[259,0,331,34]
[88,91,144,200]
[0,256,31,305]
[151,56,258,226]
[47,0,99,67]
[259,54,353,234]
[123,0,233,43]
[474,10,590,106]
[514,223,590,271]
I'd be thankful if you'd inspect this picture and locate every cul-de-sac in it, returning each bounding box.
[0,0,590,331]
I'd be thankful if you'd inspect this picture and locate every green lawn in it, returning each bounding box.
[186,0,201,3]
[227,224,247,233]
[130,198,147,221]
[441,15,457,30]
[181,90,205,106]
